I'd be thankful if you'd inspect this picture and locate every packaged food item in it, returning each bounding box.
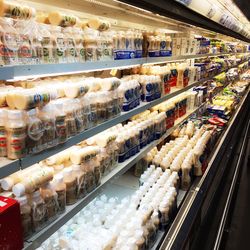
[1,164,41,191]
[87,18,110,31]
[0,18,18,65]
[15,195,32,238]
[53,103,68,144]
[0,109,7,156]
[13,88,51,110]
[84,27,98,61]
[48,11,78,27]
[14,20,33,64]
[40,23,54,63]
[0,1,36,19]
[6,110,27,159]
[63,99,78,137]
[26,109,43,154]
[63,27,77,63]
[63,167,77,205]
[38,105,56,149]
[40,182,59,221]
[72,27,85,62]
[51,25,67,63]
[72,164,86,198]
[53,174,66,213]
[12,167,54,196]
[30,190,46,232]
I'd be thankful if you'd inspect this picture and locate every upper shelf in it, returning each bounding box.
[118,0,250,43]
[0,53,245,80]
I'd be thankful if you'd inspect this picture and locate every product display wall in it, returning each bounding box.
[0,1,249,250]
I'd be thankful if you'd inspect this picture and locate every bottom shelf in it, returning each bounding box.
[101,169,188,250]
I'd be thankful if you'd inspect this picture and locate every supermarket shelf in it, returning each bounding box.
[0,158,20,179]
[0,52,247,80]
[20,81,203,169]
[145,52,239,64]
[24,105,203,249]
[0,58,247,176]
[159,88,250,250]
[119,0,250,43]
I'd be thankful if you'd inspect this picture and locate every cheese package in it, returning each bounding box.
[70,146,100,164]
[0,0,36,19]
[48,11,78,27]
[87,18,110,31]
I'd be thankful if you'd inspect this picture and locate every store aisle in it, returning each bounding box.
[222,119,250,250]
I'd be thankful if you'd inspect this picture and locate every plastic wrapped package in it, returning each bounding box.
[0,17,18,65]
[48,11,78,27]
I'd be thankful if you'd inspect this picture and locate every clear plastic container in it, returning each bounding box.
[63,167,77,205]
[0,109,7,157]
[51,26,66,63]
[72,27,85,62]
[40,24,54,64]
[72,164,86,199]
[6,110,27,159]
[15,20,33,64]
[63,27,77,63]
[30,190,46,232]
[15,195,32,238]
[63,100,77,137]
[84,27,98,61]
[40,182,59,221]
[54,174,66,214]
[38,105,56,150]
[0,18,19,65]
[53,103,68,144]
[26,109,43,154]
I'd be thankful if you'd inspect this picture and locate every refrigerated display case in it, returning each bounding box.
[0,1,249,250]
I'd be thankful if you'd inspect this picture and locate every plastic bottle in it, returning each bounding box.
[72,164,86,199]
[40,182,58,221]
[63,99,77,137]
[15,195,32,238]
[0,109,7,157]
[6,110,27,159]
[54,103,68,144]
[38,105,56,150]
[53,174,66,214]
[30,190,46,232]
[63,167,77,205]
[26,109,43,154]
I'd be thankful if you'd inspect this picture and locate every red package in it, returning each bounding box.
[0,196,23,250]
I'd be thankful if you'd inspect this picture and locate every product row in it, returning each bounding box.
[0,55,248,161]
[0,3,248,66]
[0,73,248,248]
